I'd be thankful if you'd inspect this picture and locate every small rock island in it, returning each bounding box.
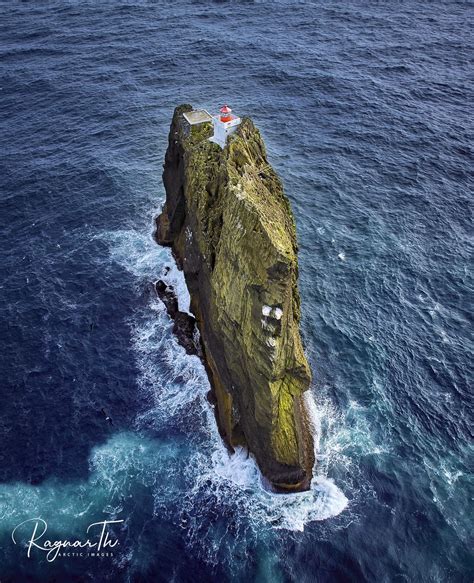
[156,104,314,492]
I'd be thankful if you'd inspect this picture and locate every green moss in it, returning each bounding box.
[188,121,213,144]
[269,379,299,465]
[158,104,314,489]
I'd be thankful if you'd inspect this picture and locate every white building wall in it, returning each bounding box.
[210,116,241,148]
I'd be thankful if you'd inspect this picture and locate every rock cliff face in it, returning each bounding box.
[156,104,314,491]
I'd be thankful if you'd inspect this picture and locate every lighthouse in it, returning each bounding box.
[210,105,241,148]
[219,105,232,122]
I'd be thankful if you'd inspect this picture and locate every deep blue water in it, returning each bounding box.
[0,1,473,581]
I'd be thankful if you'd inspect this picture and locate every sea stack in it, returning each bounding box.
[156,104,314,492]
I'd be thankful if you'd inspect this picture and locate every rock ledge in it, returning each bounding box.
[156,104,314,492]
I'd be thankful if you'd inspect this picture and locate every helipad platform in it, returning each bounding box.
[183,110,212,125]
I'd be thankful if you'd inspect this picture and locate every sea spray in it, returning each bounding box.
[105,226,349,533]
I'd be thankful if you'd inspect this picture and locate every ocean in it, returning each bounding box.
[0,1,472,581]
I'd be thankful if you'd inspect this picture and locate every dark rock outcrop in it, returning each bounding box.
[156,104,314,491]
[155,280,202,358]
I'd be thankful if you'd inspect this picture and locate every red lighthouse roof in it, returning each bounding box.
[220,105,232,113]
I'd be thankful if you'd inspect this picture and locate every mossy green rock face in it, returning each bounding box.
[157,104,314,491]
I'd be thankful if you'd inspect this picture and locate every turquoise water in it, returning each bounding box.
[0,1,472,581]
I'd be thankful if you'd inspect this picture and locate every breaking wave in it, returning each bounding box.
[101,225,349,538]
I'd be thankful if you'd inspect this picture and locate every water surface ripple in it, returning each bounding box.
[0,1,472,581]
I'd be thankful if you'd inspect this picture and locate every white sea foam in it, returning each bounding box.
[97,228,191,313]
[208,445,348,532]
[0,223,355,573]
[105,226,350,533]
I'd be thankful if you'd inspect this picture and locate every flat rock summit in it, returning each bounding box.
[156,104,314,492]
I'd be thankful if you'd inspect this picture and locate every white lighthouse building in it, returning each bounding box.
[209,105,241,148]
[182,105,241,148]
